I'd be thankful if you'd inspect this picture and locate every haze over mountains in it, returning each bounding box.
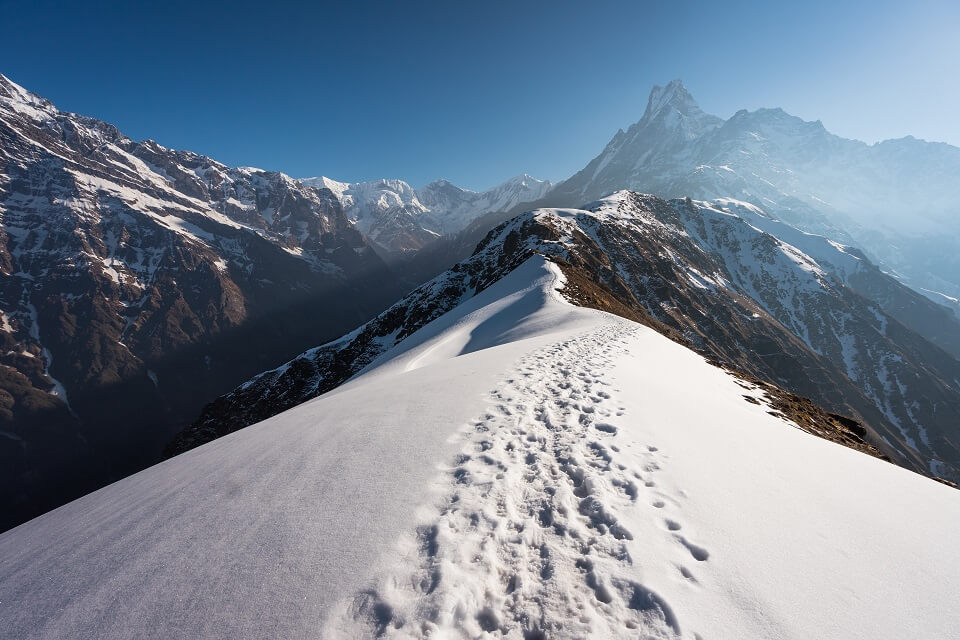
[550,80,960,315]
[1,69,958,544]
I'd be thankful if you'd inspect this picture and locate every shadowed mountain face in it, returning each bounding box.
[0,74,403,531]
[173,192,960,485]
[550,79,960,320]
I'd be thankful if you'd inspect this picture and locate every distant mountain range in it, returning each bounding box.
[300,175,551,256]
[0,74,404,528]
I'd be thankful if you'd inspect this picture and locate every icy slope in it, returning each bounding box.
[1,256,958,640]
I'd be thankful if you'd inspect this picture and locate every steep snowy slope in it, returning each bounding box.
[299,174,551,255]
[0,73,401,530]
[550,79,960,316]
[2,255,957,640]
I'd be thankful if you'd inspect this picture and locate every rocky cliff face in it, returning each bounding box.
[0,74,402,530]
[174,192,960,484]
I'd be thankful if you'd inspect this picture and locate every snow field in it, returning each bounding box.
[1,256,957,640]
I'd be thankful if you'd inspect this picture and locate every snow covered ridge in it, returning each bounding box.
[3,255,958,640]
[298,174,552,255]
[550,78,960,316]
[0,73,403,530]
[167,207,567,454]
[173,191,960,486]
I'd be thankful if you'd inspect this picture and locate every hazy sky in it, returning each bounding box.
[3,0,958,190]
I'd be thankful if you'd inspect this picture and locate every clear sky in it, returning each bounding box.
[2,0,958,190]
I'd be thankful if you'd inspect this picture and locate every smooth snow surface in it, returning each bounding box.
[1,257,958,639]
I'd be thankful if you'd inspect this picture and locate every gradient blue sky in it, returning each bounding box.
[3,0,958,190]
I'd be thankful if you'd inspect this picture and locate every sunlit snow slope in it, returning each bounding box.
[1,256,958,639]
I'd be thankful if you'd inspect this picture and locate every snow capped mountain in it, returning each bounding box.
[4,240,957,639]
[173,191,960,486]
[551,80,960,313]
[299,176,439,254]
[0,73,401,530]
[299,174,552,255]
[557,80,722,206]
[419,173,554,231]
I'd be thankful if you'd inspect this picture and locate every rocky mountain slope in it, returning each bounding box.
[172,192,960,484]
[549,79,960,319]
[299,174,551,257]
[0,74,403,530]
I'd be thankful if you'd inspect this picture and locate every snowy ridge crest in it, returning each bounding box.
[175,191,960,486]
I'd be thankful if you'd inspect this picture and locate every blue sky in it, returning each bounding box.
[2,0,958,190]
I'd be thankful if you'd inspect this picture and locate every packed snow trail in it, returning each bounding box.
[329,318,960,639]
[331,322,695,638]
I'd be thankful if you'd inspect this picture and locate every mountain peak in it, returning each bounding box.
[424,178,458,188]
[0,73,51,113]
[642,79,700,121]
[502,173,547,187]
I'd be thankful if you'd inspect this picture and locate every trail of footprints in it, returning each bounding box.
[343,323,710,639]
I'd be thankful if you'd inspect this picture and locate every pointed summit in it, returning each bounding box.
[0,73,57,121]
[503,173,548,188]
[642,79,702,121]
[634,79,722,142]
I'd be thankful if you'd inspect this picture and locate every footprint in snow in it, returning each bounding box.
[676,535,710,562]
[594,422,618,434]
